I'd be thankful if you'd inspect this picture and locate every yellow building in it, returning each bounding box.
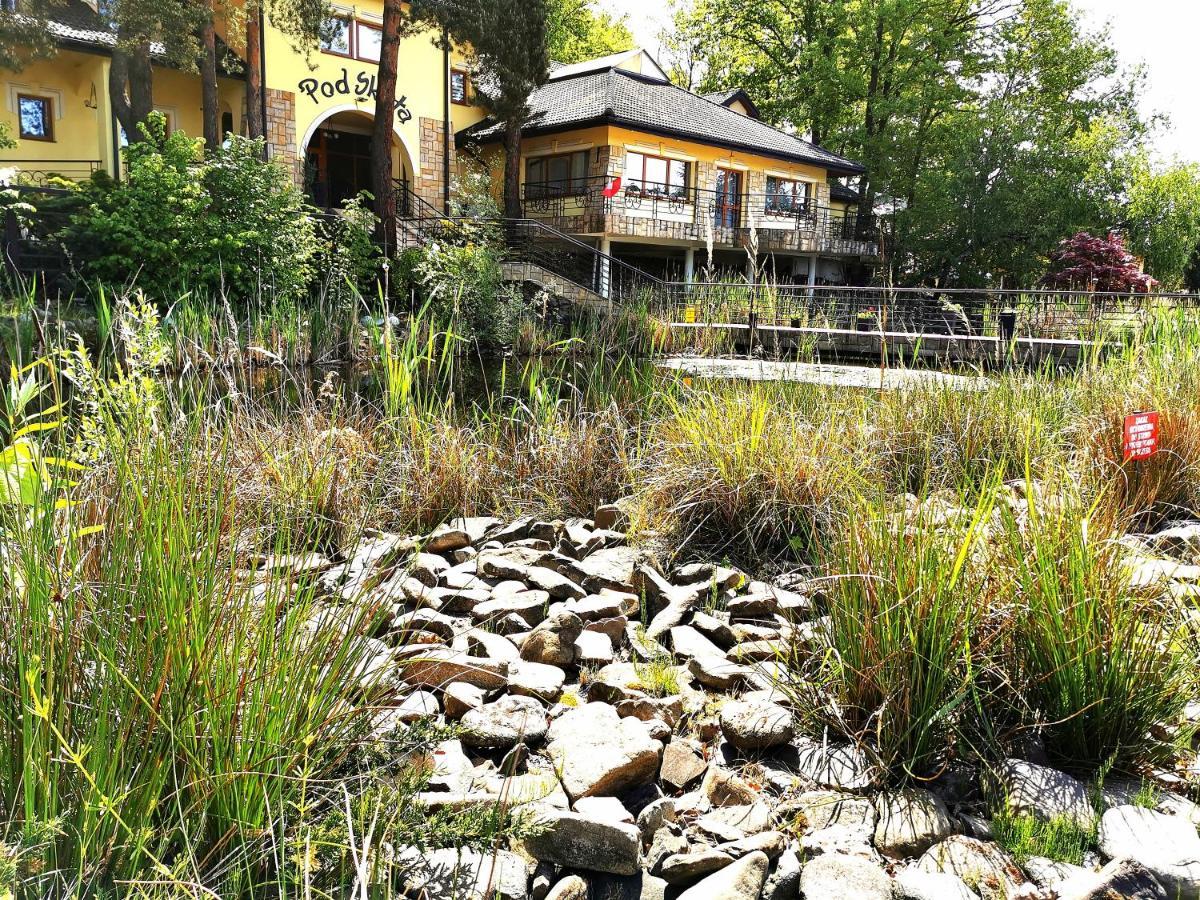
[460,49,877,286]
[0,0,486,211]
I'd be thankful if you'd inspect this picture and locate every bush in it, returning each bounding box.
[415,226,523,347]
[65,115,319,303]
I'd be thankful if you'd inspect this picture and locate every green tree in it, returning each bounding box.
[546,0,633,64]
[417,0,549,217]
[0,0,67,71]
[1122,157,1200,291]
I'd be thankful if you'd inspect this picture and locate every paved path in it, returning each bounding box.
[656,356,991,391]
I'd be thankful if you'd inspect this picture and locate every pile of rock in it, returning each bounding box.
[256,510,1200,900]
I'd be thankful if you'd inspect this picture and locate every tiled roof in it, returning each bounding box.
[461,68,864,174]
[829,181,861,204]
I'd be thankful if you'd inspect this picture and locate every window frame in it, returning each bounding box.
[354,20,383,63]
[525,149,591,199]
[17,93,54,142]
[450,68,470,105]
[319,15,354,58]
[625,151,689,200]
[764,175,813,217]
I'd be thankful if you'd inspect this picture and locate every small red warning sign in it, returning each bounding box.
[1123,411,1160,462]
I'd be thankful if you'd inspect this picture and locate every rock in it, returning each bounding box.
[915,836,1026,900]
[688,655,750,691]
[522,807,642,876]
[574,590,639,620]
[727,593,779,619]
[800,823,880,860]
[398,647,509,690]
[675,850,768,900]
[731,638,788,662]
[443,681,485,719]
[393,690,440,723]
[783,790,876,835]
[644,582,709,642]
[697,802,773,838]
[660,849,734,884]
[995,758,1097,830]
[762,847,801,900]
[474,593,551,628]
[545,874,589,900]
[460,695,549,750]
[1057,857,1169,900]
[508,660,566,703]
[637,797,677,842]
[1023,855,1089,891]
[646,825,690,871]
[701,765,760,808]
[526,566,587,600]
[410,552,451,586]
[576,546,641,593]
[670,625,726,660]
[346,637,399,694]
[1098,806,1200,900]
[465,628,522,662]
[691,610,737,649]
[594,504,626,531]
[780,738,879,791]
[661,742,709,791]
[800,853,895,899]
[400,847,528,900]
[719,830,786,859]
[574,795,634,824]
[574,629,616,666]
[426,739,476,792]
[719,700,794,751]
[546,703,662,801]
[521,610,584,667]
[616,695,684,728]
[478,546,543,579]
[874,788,956,858]
[893,869,976,900]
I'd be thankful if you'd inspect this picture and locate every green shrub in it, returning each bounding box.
[65,115,318,303]
[415,227,523,347]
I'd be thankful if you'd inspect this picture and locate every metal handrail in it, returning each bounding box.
[0,159,102,187]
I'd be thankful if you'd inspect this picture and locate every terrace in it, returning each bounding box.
[518,175,880,259]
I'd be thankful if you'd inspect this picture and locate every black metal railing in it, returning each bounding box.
[0,159,102,187]
[2,185,78,288]
[651,283,1200,342]
[518,177,879,252]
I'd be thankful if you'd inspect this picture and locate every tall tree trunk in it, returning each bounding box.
[503,119,522,218]
[201,4,221,151]
[371,0,404,250]
[110,42,155,142]
[245,5,265,141]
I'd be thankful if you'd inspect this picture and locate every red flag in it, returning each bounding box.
[602,176,622,198]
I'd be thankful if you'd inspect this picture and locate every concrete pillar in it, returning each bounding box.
[807,254,819,288]
[684,247,696,285]
[599,237,612,300]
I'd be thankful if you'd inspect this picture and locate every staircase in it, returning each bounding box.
[394,183,663,314]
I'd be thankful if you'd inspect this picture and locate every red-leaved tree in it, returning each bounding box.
[1042,231,1158,293]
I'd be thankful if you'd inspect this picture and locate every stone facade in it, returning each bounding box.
[265,88,300,184]
[417,117,452,212]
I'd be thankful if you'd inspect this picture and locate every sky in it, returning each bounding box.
[598,0,1199,163]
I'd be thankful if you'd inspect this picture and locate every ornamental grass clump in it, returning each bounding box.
[995,490,1196,770]
[783,488,996,779]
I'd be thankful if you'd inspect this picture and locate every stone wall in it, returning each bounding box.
[265,88,300,185]
[417,117,452,212]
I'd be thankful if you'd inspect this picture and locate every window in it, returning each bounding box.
[355,21,382,62]
[320,16,352,56]
[17,94,53,141]
[450,69,469,105]
[525,150,590,198]
[765,176,812,216]
[626,151,688,199]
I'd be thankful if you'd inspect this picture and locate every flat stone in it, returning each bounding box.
[996,758,1098,830]
[544,874,588,900]
[762,847,801,900]
[660,849,734,884]
[701,766,760,808]
[687,655,750,690]
[574,795,633,824]
[675,850,768,900]
[780,737,879,791]
[465,628,521,662]
[573,588,639,620]
[727,593,779,619]
[718,830,786,859]
[691,610,737,648]
[916,836,1026,900]
[697,801,772,838]
[522,807,642,876]
[719,700,794,751]
[508,660,566,703]
[473,592,550,628]
[730,639,787,662]
[574,629,615,666]
[894,869,976,900]
[669,625,726,660]
[460,695,549,750]
[1057,857,1169,900]
[546,703,662,801]
[800,853,895,900]
[874,788,956,858]
[615,695,684,728]
[783,790,876,835]
[398,647,509,690]
[443,681,484,719]
[1098,806,1200,900]
[575,546,641,592]
[800,823,880,860]
[400,847,528,900]
[393,690,440,723]
[527,566,587,600]
[661,742,708,790]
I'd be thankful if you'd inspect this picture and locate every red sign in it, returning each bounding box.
[1123,411,1160,461]
[602,176,623,198]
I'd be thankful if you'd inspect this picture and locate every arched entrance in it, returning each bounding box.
[301,107,415,210]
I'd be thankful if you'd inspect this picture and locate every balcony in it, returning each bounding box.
[520,176,880,258]
[0,159,103,186]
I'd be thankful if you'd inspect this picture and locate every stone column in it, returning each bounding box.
[264,88,299,185]
[599,236,612,299]
[684,247,696,285]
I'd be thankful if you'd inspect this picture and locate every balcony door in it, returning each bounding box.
[714,168,743,229]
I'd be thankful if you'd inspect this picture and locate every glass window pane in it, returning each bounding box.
[570,151,589,190]
[668,160,687,195]
[645,157,667,192]
[626,152,644,189]
[527,159,544,183]
[451,71,467,103]
[356,23,382,61]
[18,97,48,139]
[321,18,350,54]
[547,156,569,186]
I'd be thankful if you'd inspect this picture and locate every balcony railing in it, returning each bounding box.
[0,159,102,186]
[519,176,879,253]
